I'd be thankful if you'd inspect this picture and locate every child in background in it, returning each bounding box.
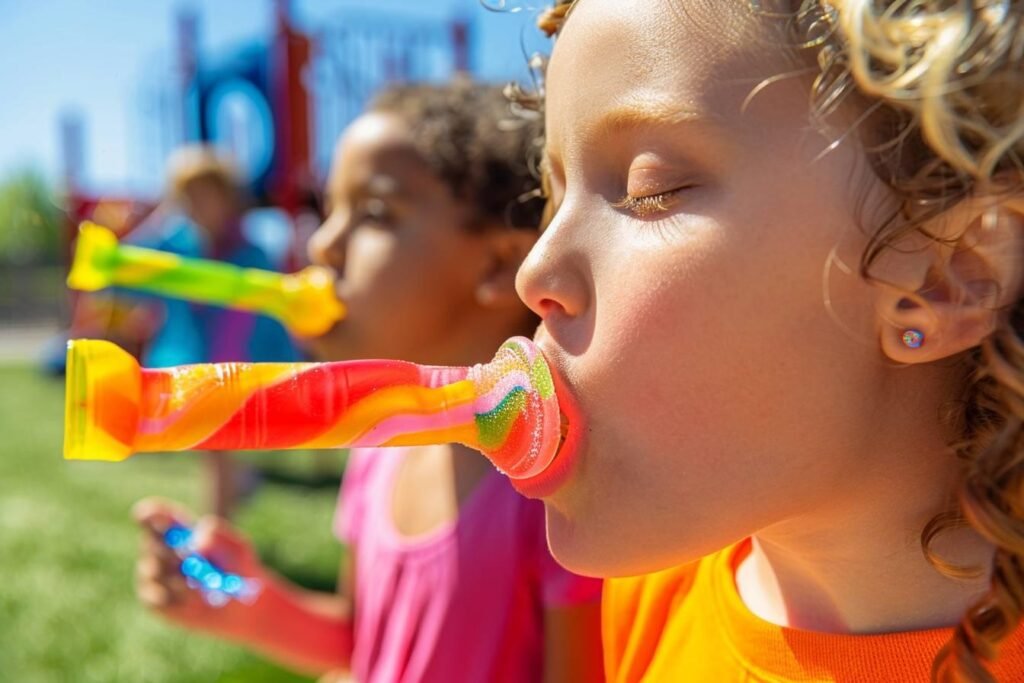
[131,146,296,368]
[513,1,1024,681]
[126,146,297,518]
[133,81,604,683]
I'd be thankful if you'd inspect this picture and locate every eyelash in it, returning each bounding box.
[612,189,683,218]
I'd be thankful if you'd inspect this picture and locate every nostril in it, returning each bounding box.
[539,298,566,318]
[316,242,346,276]
[307,232,335,269]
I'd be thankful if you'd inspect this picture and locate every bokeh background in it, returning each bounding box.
[0,1,545,680]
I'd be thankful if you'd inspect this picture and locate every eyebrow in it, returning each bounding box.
[366,174,399,196]
[544,98,729,179]
[325,173,401,213]
[543,100,727,175]
[586,99,717,139]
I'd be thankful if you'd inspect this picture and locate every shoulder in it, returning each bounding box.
[338,448,399,517]
[130,218,203,256]
[994,619,1024,680]
[229,240,275,270]
[231,215,285,270]
[602,556,710,681]
[335,448,400,543]
[342,448,397,492]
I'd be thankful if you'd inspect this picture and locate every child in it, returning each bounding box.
[512,1,1024,681]
[133,81,604,683]
[126,146,298,518]
[131,145,296,369]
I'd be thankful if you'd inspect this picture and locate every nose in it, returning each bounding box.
[515,204,590,324]
[307,210,350,274]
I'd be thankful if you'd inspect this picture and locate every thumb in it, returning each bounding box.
[132,497,195,537]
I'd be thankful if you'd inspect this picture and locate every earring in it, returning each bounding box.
[901,329,924,349]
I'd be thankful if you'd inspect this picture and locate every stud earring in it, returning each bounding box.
[901,329,924,349]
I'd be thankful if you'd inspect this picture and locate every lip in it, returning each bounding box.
[508,345,585,499]
[321,279,349,335]
[333,280,348,306]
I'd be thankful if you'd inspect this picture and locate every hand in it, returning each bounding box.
[133,497,267,640]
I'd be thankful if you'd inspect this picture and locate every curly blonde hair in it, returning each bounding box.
[533,1,1024,681]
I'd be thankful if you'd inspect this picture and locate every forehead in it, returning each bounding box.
[546,0,787,150]
[328,112,433,191]
[333,114,415,169]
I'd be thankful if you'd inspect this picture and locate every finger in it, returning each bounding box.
[137,581,191,611]
[137,551,187,585]
[139,533,183,570]
[132,497,195,535]
[136,561,191,606]
[162,572,192,604]
[136,578,172,609]
[136,555,165,583]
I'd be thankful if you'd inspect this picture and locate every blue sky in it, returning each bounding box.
[0,0,544,195]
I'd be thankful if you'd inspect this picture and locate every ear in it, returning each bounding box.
[875,195,1024,364]
[475,225,538,309]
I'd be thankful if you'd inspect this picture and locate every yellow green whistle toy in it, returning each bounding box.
[67,222,345,337]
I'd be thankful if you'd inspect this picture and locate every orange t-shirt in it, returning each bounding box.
[603,539,1024,682]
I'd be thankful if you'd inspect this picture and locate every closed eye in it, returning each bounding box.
[612,188,685,218]
[356,197,394,225]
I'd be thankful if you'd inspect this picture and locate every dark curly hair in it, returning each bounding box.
[368,79,544,232]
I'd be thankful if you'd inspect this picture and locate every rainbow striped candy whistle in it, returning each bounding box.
[162,524,262,607]
[63,336,562,480]
[66,222,346,337]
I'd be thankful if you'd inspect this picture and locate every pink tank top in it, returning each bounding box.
[335,448,602,682]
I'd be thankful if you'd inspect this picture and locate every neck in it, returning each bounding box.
[736,447,993,634]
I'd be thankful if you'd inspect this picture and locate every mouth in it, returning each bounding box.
[333,280,348,306]
[318,279,348,336]
[507,353,584,499]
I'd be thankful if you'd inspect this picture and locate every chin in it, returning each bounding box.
[302,325,354,362]
[542,486,735,578]
[541,501,660,578]
[542,503,608,578]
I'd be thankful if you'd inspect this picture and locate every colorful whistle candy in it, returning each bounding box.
[66,222,346,337]
[63,337,561,479]
[163,524,262,607]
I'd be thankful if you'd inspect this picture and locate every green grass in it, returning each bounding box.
[0,363,345,682]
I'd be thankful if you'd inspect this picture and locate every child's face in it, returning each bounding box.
[517,0,897,576]
[181,179,236,238]
[306,112,488,363]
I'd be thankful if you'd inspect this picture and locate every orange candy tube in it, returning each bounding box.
[63,337,562,480]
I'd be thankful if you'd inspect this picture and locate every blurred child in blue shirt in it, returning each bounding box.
[127,145,298,516]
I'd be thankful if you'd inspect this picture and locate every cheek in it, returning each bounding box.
[559,227,885,565]
[583,235,736,441]
[348,227,475,319]
[588,220,839,432]
[346,230,398,281]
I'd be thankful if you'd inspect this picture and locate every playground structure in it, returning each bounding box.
[63,0,473,243]
[58,0,474,351]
